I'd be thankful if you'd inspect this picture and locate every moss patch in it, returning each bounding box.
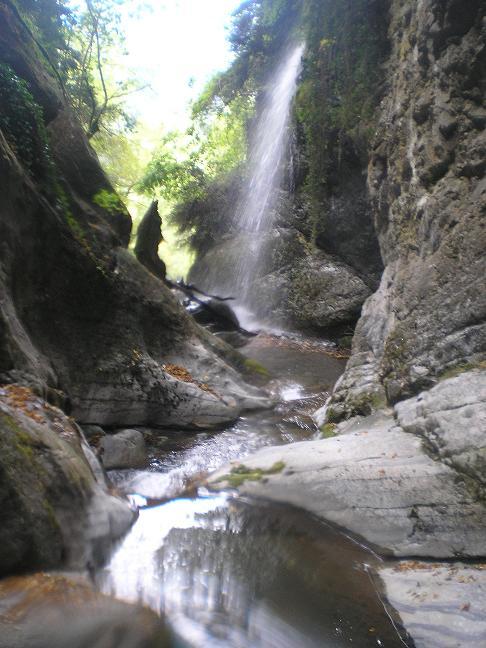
[93,189,125,214]
[217,460,286,488]
[438,360,486,382]
[0,62,51,176]
[320,422,337,438]
[243,358,271,379]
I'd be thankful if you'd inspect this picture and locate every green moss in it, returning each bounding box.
[243,358,271,379]
[0,62,52,176]
[217,460,286,488]
[349,391,386,417]
[1,412,33,457]
[325,406,341,424]
[320,422,337,438]
[42,498,60,532]
[93,189,125,214]
[438,360,486,382]
[337,335,353,350]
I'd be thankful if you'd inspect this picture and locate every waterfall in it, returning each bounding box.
[229,44,304,320]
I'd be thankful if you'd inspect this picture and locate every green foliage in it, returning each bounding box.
[0,62,90,243]
[92,188,124,213]
[91,126,147,197]
[0,62,52,175]
[13,0,143,139]
[58,0,143,138]
[138,92,253,255]
[295,0,389,212]
[139,132,206,203]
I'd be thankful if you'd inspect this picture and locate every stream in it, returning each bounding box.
[96,334,411,647]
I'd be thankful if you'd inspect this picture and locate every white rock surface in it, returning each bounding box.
[380,562,486,647]
[209,372,486,558]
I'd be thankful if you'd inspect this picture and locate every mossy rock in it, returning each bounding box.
[320,422,337,438]
[438,360,486,382]
[217,460,286,488]
[0,411,64,575]
[243,358,271,379]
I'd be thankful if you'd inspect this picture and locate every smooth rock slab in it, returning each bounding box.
[101,428,146,470]
[209,412,486,557]
[380,562,486,647]
[395,370,486,485]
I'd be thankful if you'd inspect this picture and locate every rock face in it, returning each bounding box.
[190,227,372,331]
[134,200,167,282]
[209,370,486,558]
[0,386,135,577]
[379,562,486,648]
[328,0,486,418]
[0,3,267,432]
[100,429,146,470]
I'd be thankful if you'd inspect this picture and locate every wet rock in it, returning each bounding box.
[209,374,486,558]
[81,424,105,441]
[100,429,146,470]
[192,298,241,331]
[0,387,135,577]
[0,573,173,648]
[287,253,372,329]
[380,562,486,648]
[395,369,486,485]
[328,0,486,418]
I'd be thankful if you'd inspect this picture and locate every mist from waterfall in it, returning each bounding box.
[230,44,304,321]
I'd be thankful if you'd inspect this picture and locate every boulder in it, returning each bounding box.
[287,253,372,329]
[100,429,146,470]
[209,371,486,558]
[0,385,135,577]
[0,573,173,648]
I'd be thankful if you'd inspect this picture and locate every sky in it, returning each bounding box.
[118,0,242,130]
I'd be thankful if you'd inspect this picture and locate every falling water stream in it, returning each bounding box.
[201,44,304,325]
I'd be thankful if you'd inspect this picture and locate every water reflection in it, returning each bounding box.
[98,337,409,646]
[98,498,409,647]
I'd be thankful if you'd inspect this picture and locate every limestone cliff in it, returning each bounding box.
[328,0,486,420]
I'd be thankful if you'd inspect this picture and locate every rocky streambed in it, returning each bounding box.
[1,333,485,648]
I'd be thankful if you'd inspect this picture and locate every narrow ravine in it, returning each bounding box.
[96,334,412,647]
